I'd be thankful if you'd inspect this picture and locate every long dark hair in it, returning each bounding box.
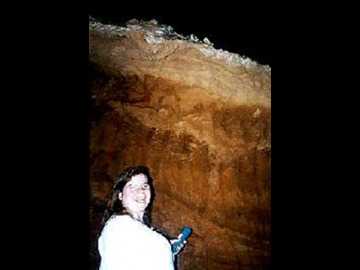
[100,165,155,231]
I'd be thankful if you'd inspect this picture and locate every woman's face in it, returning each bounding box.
[119,173,151,215]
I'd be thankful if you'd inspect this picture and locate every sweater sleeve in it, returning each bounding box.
[98,216,138,269]
[98,215,174,270]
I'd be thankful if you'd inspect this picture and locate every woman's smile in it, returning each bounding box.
[120,173,151,215]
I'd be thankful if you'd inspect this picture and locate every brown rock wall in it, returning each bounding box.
[89,19,271,270]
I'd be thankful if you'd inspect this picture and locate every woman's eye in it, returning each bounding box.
[143,184,150,189]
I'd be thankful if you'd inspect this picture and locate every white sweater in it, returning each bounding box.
[98,215,174,270]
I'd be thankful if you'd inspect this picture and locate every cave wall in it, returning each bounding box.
[89,19,271,270]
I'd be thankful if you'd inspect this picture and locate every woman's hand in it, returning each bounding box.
[170,233,187,255]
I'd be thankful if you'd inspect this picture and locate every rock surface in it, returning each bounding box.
[89,17,271,270]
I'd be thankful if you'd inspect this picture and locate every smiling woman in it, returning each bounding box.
[119,173,151,221]
[97,166,185,270]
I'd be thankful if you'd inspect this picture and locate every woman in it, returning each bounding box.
[98,165,185,270]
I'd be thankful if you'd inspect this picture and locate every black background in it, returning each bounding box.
[7,2,350,268]
[4,2,282,269]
